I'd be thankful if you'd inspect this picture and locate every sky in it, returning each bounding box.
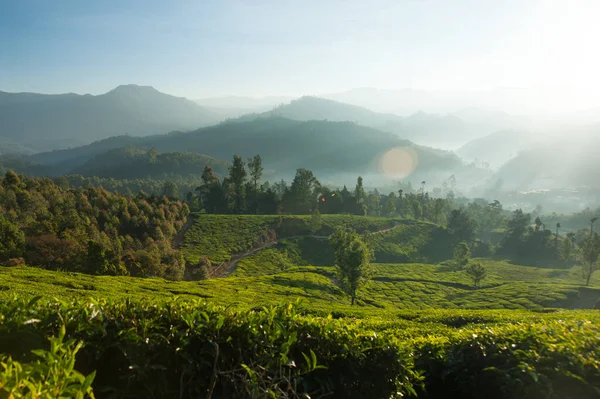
[2,0,600,108]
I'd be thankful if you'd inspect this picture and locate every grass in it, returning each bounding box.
[2,257,599,314]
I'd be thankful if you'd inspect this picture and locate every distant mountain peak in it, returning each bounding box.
[107,84,160,96]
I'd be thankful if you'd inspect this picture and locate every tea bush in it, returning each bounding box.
[1,297,599,398]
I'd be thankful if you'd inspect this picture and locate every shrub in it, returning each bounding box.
[3,257,25,267]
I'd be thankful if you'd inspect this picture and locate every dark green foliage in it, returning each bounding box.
[227,155,248,213]
[497,210,565,267]
[72,146,228,179]
[0,171,189,278]
[283,169,320,214]
[57,174,203,201]
[0,215,25,260]
[448,209,478,244]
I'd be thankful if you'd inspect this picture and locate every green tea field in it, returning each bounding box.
[2,213,600,398]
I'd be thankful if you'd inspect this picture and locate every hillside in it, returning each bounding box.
[457,129,534,168]
[3,210,600,398]
[237,96,487,148]
[71,146,229,179]
[0,85,220,152]
[489,130,600,191]
[5,117,474,184]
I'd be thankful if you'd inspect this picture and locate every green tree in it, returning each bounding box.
[505,209,531,240]
[559,236,575,267]
[161,181,179,199]
[354,176,366,205]
[465,262,487,289]
[453,241,471,269]
[447,209,478,244]
[2,170,20,186]
[383,192,397,216]
[284,169,320,214]
[0,216,25,260]
[247,154,264,213]
[581,233,600,285]
[227,155,248,213]
[329,228,372,305]
[309,208,322,234]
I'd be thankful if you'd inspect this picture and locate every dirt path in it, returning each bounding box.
[171,216,195,250]
[219,222,401,277]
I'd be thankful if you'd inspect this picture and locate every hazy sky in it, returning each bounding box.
[2,0,600,105]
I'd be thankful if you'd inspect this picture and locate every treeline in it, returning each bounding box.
[0,171,189,279]
[495,209,600,281]
[55,174,201,201]
[194,154,456,219]
[72,146,229,179]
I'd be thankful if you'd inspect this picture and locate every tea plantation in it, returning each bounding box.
[1,214,600,398]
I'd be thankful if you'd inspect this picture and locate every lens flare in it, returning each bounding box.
[378,147,418,179]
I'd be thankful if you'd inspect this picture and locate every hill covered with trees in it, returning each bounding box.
[0,171,189,279]
[2,117,485,188]
[71,146,229,179]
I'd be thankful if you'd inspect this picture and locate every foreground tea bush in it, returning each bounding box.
[0,297,419,398]
[1,297,599,398]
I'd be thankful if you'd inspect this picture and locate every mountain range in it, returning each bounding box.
[232,96,497,148]
[0,85,220,153]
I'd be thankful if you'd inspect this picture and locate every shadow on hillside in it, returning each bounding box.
[372,276,473,290]
[271,276,339,294]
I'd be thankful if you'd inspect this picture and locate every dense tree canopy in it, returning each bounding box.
[0,171,189,279]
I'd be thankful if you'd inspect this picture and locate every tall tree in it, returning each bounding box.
[329,228,372,305]
[0,215,25,261]
[559,236,575,267]
[247,154,264,213]
[354,176,366,205]
[447,209,478,244]
[227,155,248,214]
[383,192,397,217]
[284,169,320,214]
[453,241,471,269]
[505,209,531,241]
[198,166,222,213]
[582,233,600,286]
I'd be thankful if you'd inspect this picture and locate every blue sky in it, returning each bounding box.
[1,0,599,99]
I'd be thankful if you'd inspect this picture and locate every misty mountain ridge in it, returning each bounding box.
[232,96,499,148]
[3,117,488,189]
[487,127,600,191]
[457,130,536,169]
[0,84,221,153]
